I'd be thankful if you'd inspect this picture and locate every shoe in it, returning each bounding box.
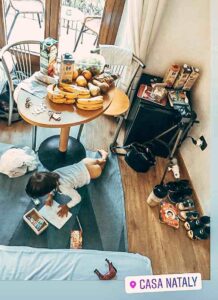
[168,188,192,203]
[187,226,210,240]
[184,216,210,230]
[178,210,199,221]
[176,198,195,211]
[165,180,190,193]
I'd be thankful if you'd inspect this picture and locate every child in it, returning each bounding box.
[25,150,108,218]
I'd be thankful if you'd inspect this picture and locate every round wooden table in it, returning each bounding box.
[16,86,114,170]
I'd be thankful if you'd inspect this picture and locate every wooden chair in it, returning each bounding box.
[5,0,44,39]
[91,46,145,148]
[0,40,40,150]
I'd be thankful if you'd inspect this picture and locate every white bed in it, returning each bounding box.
[0,246,152,280]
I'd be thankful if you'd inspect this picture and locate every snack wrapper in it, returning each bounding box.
[159,201,180,229]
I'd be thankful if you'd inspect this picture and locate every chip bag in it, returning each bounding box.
[159,201,180,229]
[70,216,83,249]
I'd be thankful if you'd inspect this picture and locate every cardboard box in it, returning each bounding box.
[23,208,48,235]
[40,37,58,76]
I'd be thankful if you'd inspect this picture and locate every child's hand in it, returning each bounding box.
[58,204,69,218]
[45,195,53,207]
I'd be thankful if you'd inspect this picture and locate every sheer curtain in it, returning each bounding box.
[116,0,167,63]
[114,0,166,96]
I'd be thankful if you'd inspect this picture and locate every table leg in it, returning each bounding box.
[38,127,86,171]
[59,127,70,152]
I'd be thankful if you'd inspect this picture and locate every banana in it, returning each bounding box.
[47,84,76,104]
[77,93,91,99]
[76,103,103,111]
[47,84,64,100]
[77,96,103,105]
[59,83,90,95]
[56,86,78,99]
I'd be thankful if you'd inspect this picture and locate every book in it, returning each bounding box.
[39,200,72,229]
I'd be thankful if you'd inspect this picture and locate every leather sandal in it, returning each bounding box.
[165,180,190,192]
[184,216,210,230]
[168,188,192,203]
[179,210,199,221]
[176,198,195,211]
[187,226,210,240]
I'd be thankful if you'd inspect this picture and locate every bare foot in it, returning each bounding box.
[97,149,108,161]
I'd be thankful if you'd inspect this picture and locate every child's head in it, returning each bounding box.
[25,171,60,198]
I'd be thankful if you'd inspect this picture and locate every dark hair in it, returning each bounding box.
[25,172,60,198]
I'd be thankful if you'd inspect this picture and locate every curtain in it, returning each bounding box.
[115,0,166,97]
[116,0,167,63]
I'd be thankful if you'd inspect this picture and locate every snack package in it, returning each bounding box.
[137,84,167,106]
[159,201,180,229]
[40,37,58,77]
[70,230,83,249]
[70,216,83,249]
[167,90,189,107]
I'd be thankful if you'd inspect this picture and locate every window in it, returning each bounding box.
[58,0,105,56]
[0,0,125,52]
[4,0,45,44]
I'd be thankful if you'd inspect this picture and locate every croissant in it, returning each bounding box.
[94,73,119,86]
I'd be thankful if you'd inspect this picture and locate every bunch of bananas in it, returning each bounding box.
[47,83,104,110]
[47,84,90,104]
[76,96,104,110]
[59,83,91,99]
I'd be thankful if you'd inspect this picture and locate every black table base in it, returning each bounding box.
[38,135,86,171]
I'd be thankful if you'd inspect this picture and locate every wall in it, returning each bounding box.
[145,0,210,214]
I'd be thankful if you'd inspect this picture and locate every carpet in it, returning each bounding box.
[0,142,128,252]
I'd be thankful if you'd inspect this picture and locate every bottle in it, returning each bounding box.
[59,53,75,84]
[147,184,168,207]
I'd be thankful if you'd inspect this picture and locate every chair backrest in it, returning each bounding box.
[0,40,40,95]
[92,45,145,96]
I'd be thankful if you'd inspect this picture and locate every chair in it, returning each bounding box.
[61,5,84,36]
[73,16,102,52]
[0,40,40,150]
[5,0,44,40]
[91,46,145,149]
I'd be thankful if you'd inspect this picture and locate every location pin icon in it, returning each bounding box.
[130,281,136,289]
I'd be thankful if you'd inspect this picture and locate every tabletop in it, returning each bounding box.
[16,85,114,128]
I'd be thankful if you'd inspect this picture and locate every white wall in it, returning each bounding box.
[145,0,210,214]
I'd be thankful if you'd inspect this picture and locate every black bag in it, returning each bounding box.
[112,142,156,173]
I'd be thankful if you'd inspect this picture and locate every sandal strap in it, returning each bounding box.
[183,199,194,207]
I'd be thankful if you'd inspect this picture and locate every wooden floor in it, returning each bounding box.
[0,115,210,279]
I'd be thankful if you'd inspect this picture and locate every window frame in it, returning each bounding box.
[0,0,125,49]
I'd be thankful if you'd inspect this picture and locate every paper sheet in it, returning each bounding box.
[39,201,72,229]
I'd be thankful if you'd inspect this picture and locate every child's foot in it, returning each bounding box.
[97,149,108,161]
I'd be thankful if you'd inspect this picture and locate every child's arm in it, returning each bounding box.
[57,189,81,217]
[45,191,55,206]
